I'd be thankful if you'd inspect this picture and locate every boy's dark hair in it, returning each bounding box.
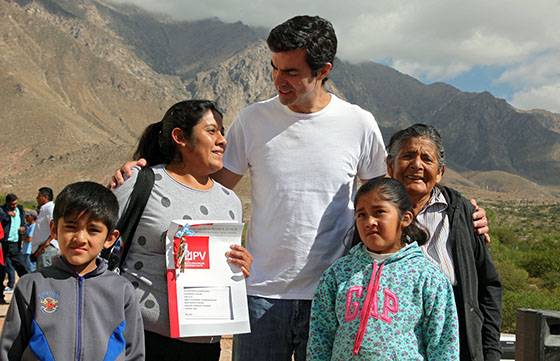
[5,193,18,204]
[267,15,337,83]
[38,187,54,201]
[53,181,119,232]
[134,100,223,166]
[350,177,428,248]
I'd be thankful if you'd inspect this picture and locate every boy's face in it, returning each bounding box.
[51,213,119,276]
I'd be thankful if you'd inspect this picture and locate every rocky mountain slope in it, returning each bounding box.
[1,0,559,201]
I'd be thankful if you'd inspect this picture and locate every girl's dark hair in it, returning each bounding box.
[133,100,223,165]
[349,177,428,249]
[53,181,119,232]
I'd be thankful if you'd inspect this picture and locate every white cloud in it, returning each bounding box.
[109,0,560,112]
[496,51,560,112]
[110,0,560,76]
[497,51,560,89]
[511,84,560,113]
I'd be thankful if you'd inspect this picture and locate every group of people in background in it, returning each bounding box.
[0,187,58,304]
[0,13,501,361]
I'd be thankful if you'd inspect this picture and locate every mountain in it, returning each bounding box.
[93,1,264,79]
[330,62,560,186]
[0,0,186,196]
[1,0,559,201]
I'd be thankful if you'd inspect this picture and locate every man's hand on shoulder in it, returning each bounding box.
[470,198,491,244]
[107,158,147,190]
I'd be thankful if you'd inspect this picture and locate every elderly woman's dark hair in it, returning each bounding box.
[349,177,428,249]
[386,123,446,170]
[133,100,223,165]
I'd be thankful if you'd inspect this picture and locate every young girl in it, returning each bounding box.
[307,177,459,360]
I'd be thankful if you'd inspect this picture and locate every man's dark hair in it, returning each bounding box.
[267,15,337,83]
[53,181,119,232]
[38,187,54,201]
[5,193,18,204]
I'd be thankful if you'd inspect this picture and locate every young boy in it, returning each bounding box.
[23,210,37,272]
[0,181,145,360]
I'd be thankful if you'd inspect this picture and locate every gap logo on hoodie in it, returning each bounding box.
[344,263,399,324]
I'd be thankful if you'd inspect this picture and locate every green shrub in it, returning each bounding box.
[492,226,520,246]
[495,260,529,292]
[502,289,560,332]
[521,251,560,278]
[542,271,560,290]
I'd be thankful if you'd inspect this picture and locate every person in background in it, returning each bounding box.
[0,193,29,297]
[0,223,5,304]
[31,187,57,270]
[23,210,37,272]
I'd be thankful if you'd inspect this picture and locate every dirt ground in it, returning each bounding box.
[0,293,234,360]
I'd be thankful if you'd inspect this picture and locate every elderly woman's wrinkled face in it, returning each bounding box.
[387,137,444,200]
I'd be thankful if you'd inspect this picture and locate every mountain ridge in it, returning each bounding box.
[1,0,559,201]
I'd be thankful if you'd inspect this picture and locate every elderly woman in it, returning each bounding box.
[386,124,502,361]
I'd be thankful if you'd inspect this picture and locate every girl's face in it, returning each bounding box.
[354,190,413,254]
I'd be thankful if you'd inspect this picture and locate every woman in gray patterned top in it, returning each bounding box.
[113,100,253,361]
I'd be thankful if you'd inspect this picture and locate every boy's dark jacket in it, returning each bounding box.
[440,185,502,361]
[0,256,145,360]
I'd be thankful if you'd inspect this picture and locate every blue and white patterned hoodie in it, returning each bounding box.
[307,242,459,360]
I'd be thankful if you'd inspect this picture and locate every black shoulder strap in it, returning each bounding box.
[103,167,155,271]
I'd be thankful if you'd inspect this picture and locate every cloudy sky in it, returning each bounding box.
[113,0,560,113]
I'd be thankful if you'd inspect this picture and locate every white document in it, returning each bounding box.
[165,220,250,338]
[183,287,230,319]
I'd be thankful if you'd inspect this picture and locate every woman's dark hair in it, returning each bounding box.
[350,177,428,248]
[386,123,446,171]
[53,181,119,232]
[133,100,223,165]
[267,15,337,83]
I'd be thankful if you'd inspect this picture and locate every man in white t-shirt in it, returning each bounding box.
[31,187,58,270]
[212,16,386,361]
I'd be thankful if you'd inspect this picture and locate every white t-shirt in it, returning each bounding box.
[224,94,387,299]
[32,201,57,252]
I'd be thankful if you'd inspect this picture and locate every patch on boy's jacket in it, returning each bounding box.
[39,291,60,313]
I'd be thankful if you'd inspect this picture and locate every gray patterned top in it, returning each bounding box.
[113,164,242,342]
